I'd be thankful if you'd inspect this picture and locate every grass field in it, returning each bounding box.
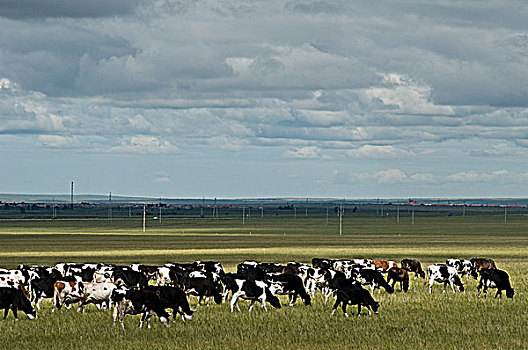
[0,216,526,349]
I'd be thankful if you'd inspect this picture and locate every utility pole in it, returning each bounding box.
[326,207,329,225]
[305,198,308,217]
[504,206,507,223]
[261,203,264,219]
[339,204,343,236]
[108,192,112,222]
[70,181,74,210]
[159,197,162,224]
[396,204,400,224]
[242,206,245,226]
[143,205,146,233]
[412,206,415,225]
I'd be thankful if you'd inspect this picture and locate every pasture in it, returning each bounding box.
[0,215,527,349]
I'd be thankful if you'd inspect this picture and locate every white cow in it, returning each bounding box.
[78,282,117,312]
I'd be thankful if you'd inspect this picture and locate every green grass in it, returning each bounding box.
[0,216,526,349]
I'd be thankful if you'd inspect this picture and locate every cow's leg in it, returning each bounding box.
[331,298,340,316]
[428,280,434,294]
[139,312,147,328]
[112,305,119,326]
[495,290,501,298]
[356,303,361,317]
[248,300,256,312]
[230,292,242,312]
[449,281,456,293]
[3,306,9,320]
[261,296,268,312]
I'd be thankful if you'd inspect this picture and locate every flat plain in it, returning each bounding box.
[0,215,526,349]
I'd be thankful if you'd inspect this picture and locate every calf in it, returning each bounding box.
[387,267,409,292]
[144,286,194,321]
[446,259,473,280]
[477,269,514,299]
[426,264,464,294]
[0,287,37,320]
[331,285,379,317]
[230,279,281,312]
[400,259,425,279]
[268,274,311,306]
[112,289,170,329]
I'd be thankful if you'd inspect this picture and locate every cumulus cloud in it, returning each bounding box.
[446,170,509,182]
[345,145,413,159]
[111,136,179,154]
[374,169,407,184]
[37,135,79,148]
[283,146,324,159]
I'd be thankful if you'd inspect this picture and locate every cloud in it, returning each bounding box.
[37,135,79,148]
[345,145,413,159]
[446,170,509,182]
[0,0,140,19]
[111,136,179,154]
[283,146,324,159]
[374,169,407,184]
[155,176,172,183]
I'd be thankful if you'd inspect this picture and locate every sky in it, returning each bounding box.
[1,0,528,199]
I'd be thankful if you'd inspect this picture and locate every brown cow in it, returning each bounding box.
[387,267,409,292]
[52,281,84,312]
[470,258,497,279]
[373,260,398,272]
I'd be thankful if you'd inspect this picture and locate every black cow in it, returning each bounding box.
[143,286,194,321]
[113,270,148,289]
[400,259,425,279]
[112,289,170,329]
[477,269,514,299]
[0,287,37,320]
[312,258,333,270]
[182,275,223,305]
[268,274,311,306]
[331,285,379,317]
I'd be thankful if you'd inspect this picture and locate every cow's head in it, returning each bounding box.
[371,301,380,314]
[266,289,281,309]
[506,288,515,298]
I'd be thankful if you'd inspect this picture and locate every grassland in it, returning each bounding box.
[0,215,526,349]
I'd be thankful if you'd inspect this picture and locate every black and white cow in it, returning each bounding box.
[477,269,514,299]
[144,286,194,321]
[400,259,426,279]
[230,279,281,312]
[268,273,311,306]
[426,264,465,294]
[446,259,473,280]
[0,287,37,320]
[112,289,170,329]
[311,258,333,270]
[354,269,394,294]
[331,285,379,317]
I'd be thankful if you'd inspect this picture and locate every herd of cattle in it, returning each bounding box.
[0,257,515,328]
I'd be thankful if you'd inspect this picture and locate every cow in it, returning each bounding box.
[113,270,148,289]
[52,281,85,312]
[446,259,473,280]
[354,269,394,294]
[400,259,425,279]
[31,277,59,310]
[311,258,333,270]
[477,269,514,299]
[268,273,311,306]
[304,267,327,297]
[78,282,117,312]
[143,286,194,321]
[112,289,170,329]
[387,267,409,292]
[230,279,281,312]
[470,258,497,279]
[426,264,464,294]
[331,285,379,317]
[372,260,398,272]
[0,287,37,320]
[182,274,223,306]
